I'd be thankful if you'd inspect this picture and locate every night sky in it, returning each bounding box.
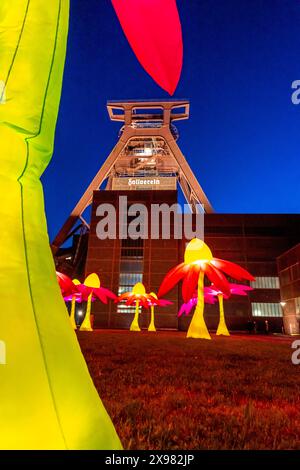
[43,0,300,241]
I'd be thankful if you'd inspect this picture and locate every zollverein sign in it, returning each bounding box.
[112,176,177,191]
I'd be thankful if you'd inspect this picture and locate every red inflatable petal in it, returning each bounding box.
[158,262,187,298]
[111,0,183,95]
[182,264,200,303]
[203,263,231,297]
[95,287,117,302]
[56,271,77,296]
[117,292,131,302]
[212,259,255,282]
[158,299,173,307]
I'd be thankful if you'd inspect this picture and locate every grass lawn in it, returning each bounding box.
[77,330,300,450]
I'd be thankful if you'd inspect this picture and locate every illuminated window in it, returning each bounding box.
[118,238,144,314]
[250,277,279,289]
[295,297,300,316]
[117,272,143,314]
[251,303,283,318]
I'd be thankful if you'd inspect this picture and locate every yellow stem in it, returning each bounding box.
[130,300,141,331]
[70,295,77,330]
[186,271,211,339]
[80,293,93,331]
[216,294,230,336]
[148,305,156,332]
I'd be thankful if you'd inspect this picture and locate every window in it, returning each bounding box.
[118,272,143,314]
[250,277,279,289]
[295,297,300,316]
[121,238,144,257]
[118,272,143,295]
[118,239,144,314]
[279,269,291,287]
[252,303,283,318]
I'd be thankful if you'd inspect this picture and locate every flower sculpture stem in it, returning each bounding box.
[148,305,156,332]
[130,300,141,331]
[70,278,81,330]
[70,295,77,330]
[187,272,211,340]
[80,293,93,331]
[216,294,230,336]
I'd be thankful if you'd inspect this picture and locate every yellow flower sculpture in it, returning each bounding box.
[158,239,254,339]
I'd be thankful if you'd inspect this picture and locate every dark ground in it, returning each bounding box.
[77,330,300,450]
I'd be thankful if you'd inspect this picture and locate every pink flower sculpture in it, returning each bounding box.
[178,283,253,337]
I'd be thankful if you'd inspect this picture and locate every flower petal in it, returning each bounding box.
[158,262,188,298]
[111,0,183,95]
[178,304,186,317]
[182,264,200,303]
[98,287,117,301]
[204,263,231,297]
[212,258,255,282]
[158,299,173,307]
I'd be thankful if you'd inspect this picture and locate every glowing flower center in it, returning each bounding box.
[132,282,146,295]
[84,273,100,289]
[150,292,158,300]
[184,238,213,264]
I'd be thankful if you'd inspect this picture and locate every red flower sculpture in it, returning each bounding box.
[117,282,156,331]
[158,239,255,339]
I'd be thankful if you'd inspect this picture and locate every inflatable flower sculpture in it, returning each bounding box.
[56,272,80,329]
[63,278,83,330]
[158,238,255,340]
[205,284,253,336]
[117,282,156,331]
[147,293,172,332]
[178,284,253,337]
[77,274,117,332]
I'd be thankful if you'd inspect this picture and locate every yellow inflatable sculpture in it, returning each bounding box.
[148,293,158,332]
[117,282,151,332]
[70,279,81,330]
[80,273,100,332]
[0,1,121,449]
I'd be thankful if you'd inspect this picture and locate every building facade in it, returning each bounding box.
[81,190,300,332]
[277,244,300,334]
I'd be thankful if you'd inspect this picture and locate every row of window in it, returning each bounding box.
[117,303,142,315]
[118,238,144,314]
[117,270,143,314]
[117,299,283,318]
[251,302,283,318]
[250,277,279,289]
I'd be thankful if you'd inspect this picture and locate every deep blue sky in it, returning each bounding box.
[43,0,300,241]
